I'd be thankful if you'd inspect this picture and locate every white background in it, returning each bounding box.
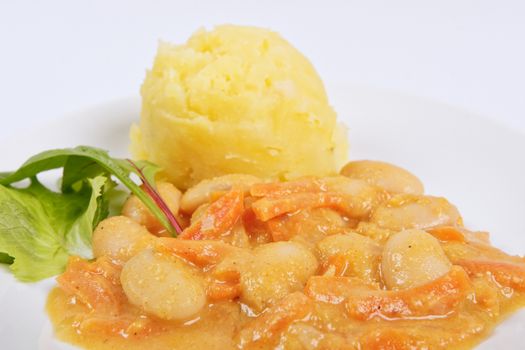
[1,2,525,349]
[0,0,524,141]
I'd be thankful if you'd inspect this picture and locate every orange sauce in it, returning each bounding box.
[46,284,525,349]
[46,175,525,349]
[47,289,247,350]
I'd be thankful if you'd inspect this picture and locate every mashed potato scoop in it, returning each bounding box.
[131,25,348,189]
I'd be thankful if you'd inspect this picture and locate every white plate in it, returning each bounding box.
[1,85,524,349]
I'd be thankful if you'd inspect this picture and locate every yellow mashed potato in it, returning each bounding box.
[131,25,348,189]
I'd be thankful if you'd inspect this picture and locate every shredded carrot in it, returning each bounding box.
[252,192,369,221]
[242,205,270,240]
[266,216,293,241]
[321,253,352,277]
[457,259,525,292]
[155,238,240,268]
[180,188,244,240]
[250,176,380,198]
[206,280,241,301]
[236,292,312,347]
[305,266,472,320]
[427,226,466,242]
[56,256,124,315]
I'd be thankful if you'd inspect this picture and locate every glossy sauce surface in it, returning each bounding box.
[47,162,525,350]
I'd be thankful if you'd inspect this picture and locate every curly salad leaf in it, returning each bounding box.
[0,176,107,281]
[0,146,178,282]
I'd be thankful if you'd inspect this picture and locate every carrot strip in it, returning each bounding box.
[321,253,352,277]
[250,176,377,198]
[179,188,244,240]
[252,192,370,221]
[236,292,313,348]
[242,205,271,241]
[155,238,242,268]
[266,216,293,241]
[347,266,471,319]
[456,259,525,292]
[427,226,466,242]
[206,280,241,301]
[56,256,124,315]
[305,266,472,320]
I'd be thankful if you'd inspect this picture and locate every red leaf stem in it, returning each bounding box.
[126,160,183,235]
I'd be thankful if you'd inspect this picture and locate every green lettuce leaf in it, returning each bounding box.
[0,252,13,264]
[0,176,106,281]
[0,145,183,282]
[63,176,108,258]
[0,146,175,235]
